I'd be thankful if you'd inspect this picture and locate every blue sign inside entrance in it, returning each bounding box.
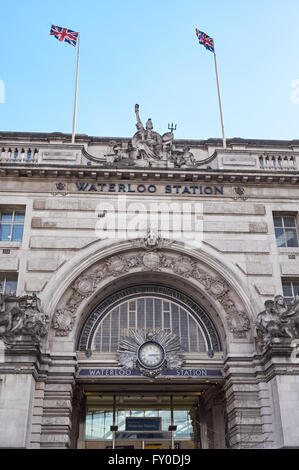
[126,417,161,431]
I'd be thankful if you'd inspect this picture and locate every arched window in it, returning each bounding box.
[78,285,222,354]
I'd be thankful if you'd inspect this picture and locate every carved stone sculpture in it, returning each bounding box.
[255,294,299,348]
[104,104,196,168]
[173,145,196,168]
[0,293,49,344]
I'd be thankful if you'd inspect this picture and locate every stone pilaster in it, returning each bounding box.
[38,353,77,449]
[223,356,267,449]
[256,341,299,448]
[200,385,226,449]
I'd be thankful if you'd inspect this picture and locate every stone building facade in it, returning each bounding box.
[0,108,299,449]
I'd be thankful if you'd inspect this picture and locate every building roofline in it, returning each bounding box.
[1,130,299,148]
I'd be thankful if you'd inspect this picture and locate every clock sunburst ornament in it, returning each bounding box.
[117,329,184,378]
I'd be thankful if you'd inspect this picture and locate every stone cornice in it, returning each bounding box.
[0,162,298,185]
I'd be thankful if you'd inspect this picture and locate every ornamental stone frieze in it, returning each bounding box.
[255,294,299,349]
[52,242,250,339]
[0,293,49,344]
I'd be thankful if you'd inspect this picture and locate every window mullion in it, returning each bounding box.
[9,210,15,241]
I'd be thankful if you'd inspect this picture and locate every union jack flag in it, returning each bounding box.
[50,25,79,47]
[195,29,214,53]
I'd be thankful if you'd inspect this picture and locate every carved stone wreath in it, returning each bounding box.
[52,247,250,339]
[117,329,184,378]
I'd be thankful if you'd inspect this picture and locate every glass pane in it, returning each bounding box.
[129,310,135,328]
[285,229,299,247]
[0,224,12,241]
[94,327,102,350]
[275,228,286,247]
[273,216,282,227]
[189,317,198,352]
[12,224,24,242]
[171,304,180,339]
[101,316,110,352]
[5,281,17,295]
[282,282,292,297]
[154,299,162,328]
[119,303,128,335]
[137,299,145,329]
[180,308,189,351]
[145,298,153,328]
[164,310,170,329]
[1,212,13,221]
[293,283,299,297]
[283,216,296,228]
[174,410,193,438]
[14,212,25,222]
[117,410,126,430]
[110,308,119,350]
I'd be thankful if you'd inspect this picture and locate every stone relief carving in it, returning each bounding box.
[131,229,174,250]
[0,293,49,344]
[255,294,299,349]
[104,104,197,168]
[52,240,250,339]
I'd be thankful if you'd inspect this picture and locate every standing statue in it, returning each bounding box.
[132,104,164,160]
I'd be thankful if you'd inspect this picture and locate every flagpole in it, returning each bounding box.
[213,46,227,149]
[72,33,80,144]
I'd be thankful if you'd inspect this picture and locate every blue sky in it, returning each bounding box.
[1,0,299,140]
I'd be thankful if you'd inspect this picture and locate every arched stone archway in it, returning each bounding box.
[45,239,256,353]
[33,238,270,449]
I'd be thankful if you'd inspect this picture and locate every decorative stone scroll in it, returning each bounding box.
[52,242,250,339]
[0,293,49,344]
[255,294,299,349]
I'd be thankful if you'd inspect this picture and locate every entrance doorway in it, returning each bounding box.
[83,391,201,449]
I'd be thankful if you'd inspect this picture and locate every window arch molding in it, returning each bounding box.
[77,285,222,354]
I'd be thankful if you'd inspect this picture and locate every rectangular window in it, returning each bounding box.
[282,279,299,305]
[273,215,299,248]
[0,208,25,242]
[0,273,18,295]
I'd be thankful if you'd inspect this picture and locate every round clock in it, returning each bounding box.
[137,341,166,369]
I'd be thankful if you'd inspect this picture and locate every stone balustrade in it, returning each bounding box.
[0,147,39,163]
[0,144,299,173]
[259,154,297,171]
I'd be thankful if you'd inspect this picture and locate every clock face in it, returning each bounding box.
[137,341,165,369]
